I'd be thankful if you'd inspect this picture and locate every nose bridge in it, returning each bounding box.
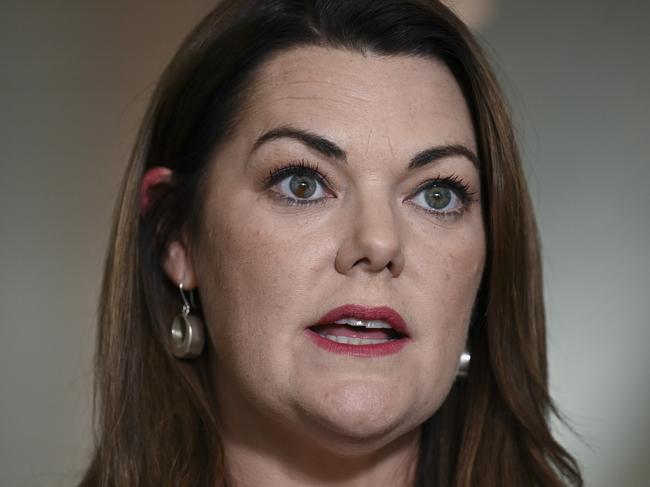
[355,183,399,240]
[336,181,405,276]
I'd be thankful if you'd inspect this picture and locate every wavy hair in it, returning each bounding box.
[79,1,582,485]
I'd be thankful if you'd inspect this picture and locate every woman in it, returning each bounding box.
[80,1,583,485]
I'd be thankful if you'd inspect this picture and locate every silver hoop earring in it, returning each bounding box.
[456,348,471,379]
[170,282,205,359]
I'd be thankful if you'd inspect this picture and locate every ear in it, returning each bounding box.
[162,240,198,289]
[140,166,172,216]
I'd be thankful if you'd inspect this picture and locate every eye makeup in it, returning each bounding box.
[261,158,479,220]
[263,159,333,207]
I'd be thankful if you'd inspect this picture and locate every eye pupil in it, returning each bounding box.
[289,175,316,198]
[425,186,452,210]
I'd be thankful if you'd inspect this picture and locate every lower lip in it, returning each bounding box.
[305,329,409,358]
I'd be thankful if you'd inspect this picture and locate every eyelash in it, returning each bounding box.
[264,159,332,206]
[263,159,477,220]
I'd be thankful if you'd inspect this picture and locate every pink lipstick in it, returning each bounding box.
[306,304,411,358]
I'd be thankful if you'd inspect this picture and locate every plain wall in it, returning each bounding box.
[1,1,648,486]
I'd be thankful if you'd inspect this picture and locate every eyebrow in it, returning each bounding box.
[251,125,479,169]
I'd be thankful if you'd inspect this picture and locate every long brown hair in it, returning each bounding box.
[80,1,583,485]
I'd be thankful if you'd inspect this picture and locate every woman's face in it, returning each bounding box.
[167,46,485,452]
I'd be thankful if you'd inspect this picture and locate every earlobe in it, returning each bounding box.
[143,167,196,287]
[162,241,198,289]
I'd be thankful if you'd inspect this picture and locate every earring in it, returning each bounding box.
[456,348,471,378]
[170,282,205,359]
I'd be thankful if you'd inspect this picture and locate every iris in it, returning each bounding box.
[424,185,452,210]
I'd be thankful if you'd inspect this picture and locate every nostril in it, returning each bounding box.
[334,231,405,277]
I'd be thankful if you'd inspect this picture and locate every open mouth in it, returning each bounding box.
[306,305,411,357]
[309,318,405,345]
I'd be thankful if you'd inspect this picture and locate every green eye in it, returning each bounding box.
[410,180,467,217]
[267,162,330,205]
[289,175,318,199]
[424,185,452,210]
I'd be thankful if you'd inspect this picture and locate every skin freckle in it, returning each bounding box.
[190,45,484,476]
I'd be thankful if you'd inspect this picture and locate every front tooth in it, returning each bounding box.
[365,320,392,329]
[333,318,364,327]
[333,318,392,329]
[324,334,392,345]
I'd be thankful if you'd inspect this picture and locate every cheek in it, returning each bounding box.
[199,217,278,323]
[442,240,485,308]
[408,226,485,378]
[194,201,321,359]
[410,220,485,313]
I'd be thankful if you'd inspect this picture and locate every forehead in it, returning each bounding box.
[238,46,476,158]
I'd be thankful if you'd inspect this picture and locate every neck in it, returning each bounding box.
[215,380,420,487]
[221,421,420,487]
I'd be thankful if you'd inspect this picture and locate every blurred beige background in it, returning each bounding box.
[1,1,648,486]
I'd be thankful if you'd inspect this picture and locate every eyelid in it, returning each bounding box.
[402,174,477,221]
[409,174,474,200]
[408,184,462,215]
[264,159,332,188]
[264,161,477,217]
[264,159,335,205]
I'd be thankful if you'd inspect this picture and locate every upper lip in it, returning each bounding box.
[312,304,409,336]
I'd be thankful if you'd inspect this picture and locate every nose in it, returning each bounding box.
[334,190,405,278]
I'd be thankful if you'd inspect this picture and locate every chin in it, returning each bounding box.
[292,379,428,454]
